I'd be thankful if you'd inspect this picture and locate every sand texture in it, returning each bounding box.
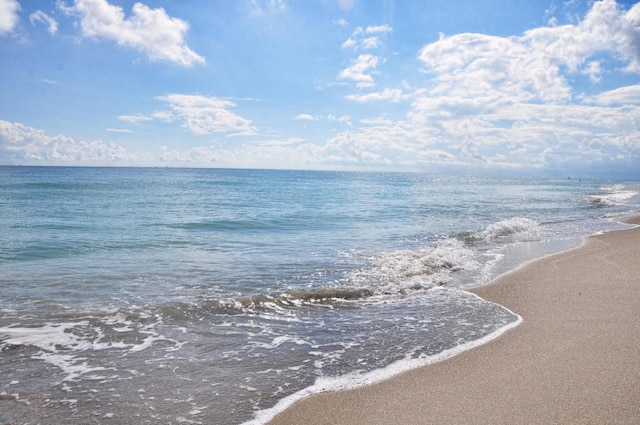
[270,221,640,424]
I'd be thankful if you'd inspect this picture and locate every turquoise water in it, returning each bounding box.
[1,167,638,424]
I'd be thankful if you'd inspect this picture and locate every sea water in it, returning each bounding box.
[0,167,638,425]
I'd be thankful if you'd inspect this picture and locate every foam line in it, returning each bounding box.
[243,293,523,425]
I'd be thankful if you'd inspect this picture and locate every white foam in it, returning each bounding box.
[351,238,480,293]
[586,185,639,208]
[0,316,178,382]
[586,191,636,207]
[32,352,109,382]
[477,217,540,240]
[599,184,625,192]
[0,318,166,354]
[243,293,523,425]
[0,322,92,352]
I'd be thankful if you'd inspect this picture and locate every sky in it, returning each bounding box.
[1,0,639,177]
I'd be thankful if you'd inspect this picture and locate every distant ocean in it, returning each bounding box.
[1,166,638,425]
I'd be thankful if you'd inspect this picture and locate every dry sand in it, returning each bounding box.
[269,218,640,424]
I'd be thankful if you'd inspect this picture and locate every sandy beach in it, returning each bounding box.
[270,218,640,425]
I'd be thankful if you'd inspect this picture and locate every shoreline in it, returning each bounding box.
[267,217,640,424]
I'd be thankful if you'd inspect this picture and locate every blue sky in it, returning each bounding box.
[1,0,639,177]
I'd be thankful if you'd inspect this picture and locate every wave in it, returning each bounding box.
[159,287,375,319]
[585,185,638,208]
[475,217,540,240]
[244,295,523,425]
[169,216,544,314]
[347,238,481,294]
[457,217,540,244]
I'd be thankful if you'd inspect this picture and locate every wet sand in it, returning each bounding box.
[269,218,640,424]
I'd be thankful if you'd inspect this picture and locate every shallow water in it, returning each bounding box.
[0,167,637,424]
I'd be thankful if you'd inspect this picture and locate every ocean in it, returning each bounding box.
[1,166,638,425]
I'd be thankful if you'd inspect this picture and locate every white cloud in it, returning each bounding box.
[0,0,20,34]
[150,110,174,121]
[339,24,392,94]
[587,84,640,105]
[364,25,393,34]
[154,138,330,170]
[419,32,571,104]
[339,54,379,88]
[60,0,204,67]
[333,18,348,27]
[294,113,318,121]
[523,0,640,73]
[322,126,403,167]
[342,24,392,50]
[156,94,257,136]
[118,114,153,124]
[106,128,133,133]
[324,2,640,174]
[256,137,305,147]
[582,60,603,82]
[154,144,218,165]
[328,114,352,126]
[418,1,640,107]
[3,0,638,175]
[250,0,287,16]
[0,120,129,163]
[318,96,640,173]
[29,10,58,34]
[400,0,640,174]
[345,88,410,103]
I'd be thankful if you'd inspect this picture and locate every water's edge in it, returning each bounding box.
[249,216,639,425]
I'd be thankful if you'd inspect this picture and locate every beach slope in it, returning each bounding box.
[270,222,640,424]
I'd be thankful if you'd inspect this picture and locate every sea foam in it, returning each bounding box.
[586,185,638,208]
[243,293,523,425]
[0,314,176,383]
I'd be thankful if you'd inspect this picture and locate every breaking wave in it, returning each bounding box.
[348,238,480,294]
[585,185,638,208]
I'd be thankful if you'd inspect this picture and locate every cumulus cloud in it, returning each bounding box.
[339,54,379,88]
[419,32,571,105]
[156,94,257,136]
[29,10,58,34]
[339,24,392,90]
[329,1,639,174]
[310,1,640,175]
[418,1,640,108]
[345,88,410,103]
[0,0,20,34]
[342,24,392,50]
[524,0,640,73]
[376,0,639,174]
[59,0,204,66]
[294,113,318,121]
[0,120,129,163]
[587,84,640,105]
[328,114,352,126]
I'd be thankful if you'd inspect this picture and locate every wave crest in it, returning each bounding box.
[585,186,637,208]
[477,217,540,240]
[349,239,480,293]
